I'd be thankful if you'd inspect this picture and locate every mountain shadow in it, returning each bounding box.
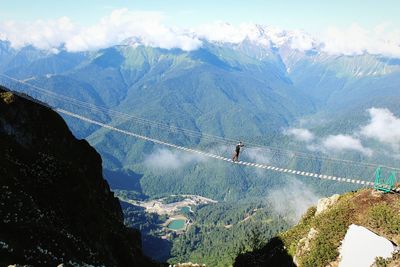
[234,237,295,267]
[104,168,145,193]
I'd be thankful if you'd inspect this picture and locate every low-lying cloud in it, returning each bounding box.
[243,147,271,164]
[361,108,400,150]
[267,177,320,224]
[321,134,373,156]
[292,107,400,157]
[144,148,206,170]
[285,127,315,142]
[322,23,400,57]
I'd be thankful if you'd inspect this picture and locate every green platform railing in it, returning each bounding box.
[374,167,396,193]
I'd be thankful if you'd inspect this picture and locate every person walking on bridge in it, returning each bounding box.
[232,141,244,162]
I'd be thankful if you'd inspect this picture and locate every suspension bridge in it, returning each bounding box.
[1,73,399,193]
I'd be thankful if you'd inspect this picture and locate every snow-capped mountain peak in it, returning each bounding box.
[194,22,318,52]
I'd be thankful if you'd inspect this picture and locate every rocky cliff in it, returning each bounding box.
[0,86,159,266]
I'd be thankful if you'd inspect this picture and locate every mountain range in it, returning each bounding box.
[0,24,399,202]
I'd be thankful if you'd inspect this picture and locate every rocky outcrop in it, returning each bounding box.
[294,228,318,265]
[315,194,340,215]
[0,87,159,266]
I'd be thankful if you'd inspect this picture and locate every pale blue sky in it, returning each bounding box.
[1,0,399,33]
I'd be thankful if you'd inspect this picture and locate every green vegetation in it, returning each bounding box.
[367,203,400,242]
[113,189,145,201]
[301,200,353,266]
[119,197,290,265]
[121,201,165,233]
[375,250,400,267]
[280,191,359,266]
[168,202,290,266]
[281,206,317,256]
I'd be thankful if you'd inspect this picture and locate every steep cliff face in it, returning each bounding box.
[0,86,158,266]
[234,189,400,267]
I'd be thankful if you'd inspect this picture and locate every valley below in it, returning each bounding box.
[116,193,217,238]
[117,193,217,216]
[116,190,292,265]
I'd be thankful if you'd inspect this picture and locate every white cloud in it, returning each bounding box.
[322,23,400,57]
[305,108,400,157]
[196,22,400,57]
[195,22,275,46]
[361,108,400,149]
[0,9,201,52]
[0,17,77,51]
[0,11,399,57]
[322,134,373,156]
[194,22,317,51]
[65,9,201,52]
[144,148,206,170]
[267,178,320,224]
[285,128,315,142]
[287,30,316,51]
[195,22,253,44]
[243,147,271,164]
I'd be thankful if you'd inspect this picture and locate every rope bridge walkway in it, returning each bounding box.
[1,73,399,193]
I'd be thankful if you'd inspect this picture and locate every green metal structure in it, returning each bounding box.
[374,167,396,193]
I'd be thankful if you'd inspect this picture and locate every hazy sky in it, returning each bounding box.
[1,1,399,56]
[1,0,399,33]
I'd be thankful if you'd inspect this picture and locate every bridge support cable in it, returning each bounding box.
[1,73,399,191]
[57,108,378,188]
[1,73,398,173]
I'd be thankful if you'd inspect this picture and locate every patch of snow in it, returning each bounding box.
[339,224,395,267]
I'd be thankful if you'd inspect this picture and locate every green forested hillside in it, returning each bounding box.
[121,198,291,266]
[1,42,399,198]
[168,201,290,266]
[0,42,321,201]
